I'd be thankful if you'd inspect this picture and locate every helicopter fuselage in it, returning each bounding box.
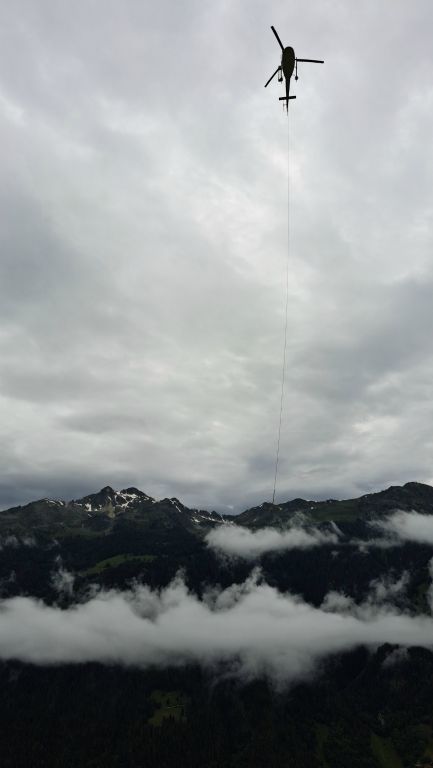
[281,46,295,81]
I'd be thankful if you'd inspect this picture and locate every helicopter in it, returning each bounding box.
[265,26,324,111]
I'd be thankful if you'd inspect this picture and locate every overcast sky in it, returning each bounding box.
[1,0,433,512]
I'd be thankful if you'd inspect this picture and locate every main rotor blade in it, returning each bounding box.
[296,58,324,63]
[264,67,280,88]
[271,26,284,50]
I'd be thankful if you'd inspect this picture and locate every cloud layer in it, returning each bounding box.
[206,511,433,559]
[206,510,433,559]
[1,572,432,682]
[375,511,433,545]
[206,523,339,558]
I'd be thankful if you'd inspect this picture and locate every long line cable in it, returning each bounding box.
[272,107,290,506]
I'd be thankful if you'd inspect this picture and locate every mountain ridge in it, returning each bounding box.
[3,479,433,535]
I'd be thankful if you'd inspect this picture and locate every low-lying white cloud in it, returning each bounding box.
[352,535,400,552]
[51,562,75,597]
[375,511,433,545]
[1,572,433,682]
[427,558,433,612]
[382,647,409,668]
[206,524,340,559]
[322,571,410,616]
[369,571,410,603]
[0,534,36,550]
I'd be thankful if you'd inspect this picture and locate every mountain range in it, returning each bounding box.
[3,478,433,539]
[2,480,433,767]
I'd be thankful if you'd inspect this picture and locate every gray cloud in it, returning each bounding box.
[428,558,433,612]
[1,572,433,682]
[323,571,410,614]
[1,1,433,511]
[0,535,36,550]
[369,572,410,604]
[206,515,433,560]
[382,647,409,668]
[206,523,339,558]
[374,511,433,545]
[51,559,75,597]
